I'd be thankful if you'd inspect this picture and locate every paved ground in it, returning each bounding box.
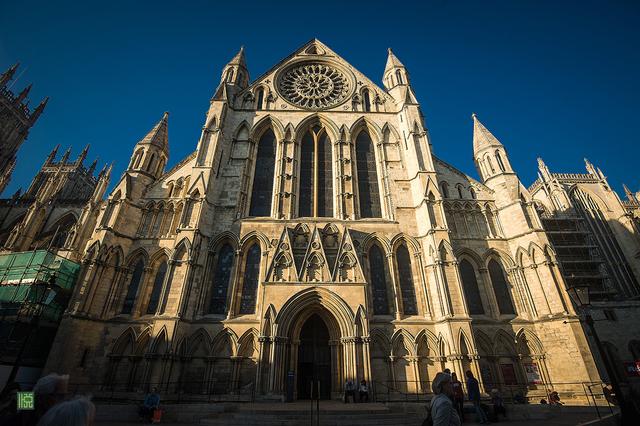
[95,401,610,426]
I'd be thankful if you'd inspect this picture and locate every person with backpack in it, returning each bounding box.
[425,372,461,426]
[466,370,489,424]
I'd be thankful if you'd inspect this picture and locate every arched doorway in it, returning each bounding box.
[297,314,331,399]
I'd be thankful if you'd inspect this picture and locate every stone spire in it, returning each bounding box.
[218,46,249,90]
[16,84,32,103]
[0,63,19,87]
[472,113,504,154]
[383,48,409,90]
[138,112,169,154]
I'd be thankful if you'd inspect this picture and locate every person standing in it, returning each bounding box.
[451,372,465,421]
[430,372,461,426]
[465,370,488,424]
[358,380,369,403]
[344,380,356,403]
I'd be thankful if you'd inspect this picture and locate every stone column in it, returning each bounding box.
[330,339,341,393]
[75,260,100,314]
[269,336,288,394]
[341,337,357,382]
[361,336,372,385]
[230,355,242,393]
[478,267,499,318]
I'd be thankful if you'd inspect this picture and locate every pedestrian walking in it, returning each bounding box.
[451,372,465,421]
[429,372,461,426]
[465,370,489,424]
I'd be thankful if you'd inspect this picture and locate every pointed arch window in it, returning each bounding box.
[356,131,382,218]
[146,261,168,314]
[457,185,464,199]
[496,151,506,172]
[440,182,449,199]
[459,259,485,315]
[488,259,516,315]
[299,125,333,217]
[368,245,390,315]
[396,244,418,315]
[239,244,261,314]
[256,88,265,110]
[122,259,145,314]
[209,244,235,314]
[395,70,404,85]
[363,89,371,112]
[249,129,276,216]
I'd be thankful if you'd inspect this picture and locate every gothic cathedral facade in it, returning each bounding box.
[43,40,640,400]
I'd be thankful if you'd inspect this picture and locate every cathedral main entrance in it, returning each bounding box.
[297,314,332,399]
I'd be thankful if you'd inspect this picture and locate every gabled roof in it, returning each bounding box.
[384,48,405,74]
[241,38,389,99]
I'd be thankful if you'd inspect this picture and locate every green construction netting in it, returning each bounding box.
[0,251,80,319]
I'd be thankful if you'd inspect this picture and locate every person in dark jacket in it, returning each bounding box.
[451,372,465,421]
[466,370,489,424]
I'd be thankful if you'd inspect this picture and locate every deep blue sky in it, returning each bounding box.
[1,0,638,197]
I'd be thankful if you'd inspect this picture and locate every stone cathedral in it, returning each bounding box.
[41,40,640,401]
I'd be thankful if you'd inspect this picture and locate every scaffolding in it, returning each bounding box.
[540,214,614,300]
[0,250,81,370]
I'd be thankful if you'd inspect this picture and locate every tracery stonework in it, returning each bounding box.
[277,61,352,109]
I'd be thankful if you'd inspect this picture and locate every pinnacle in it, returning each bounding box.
[228,46,247,68]
[384,48,405,74]
[472,113,504,153]
[138,112,169,153]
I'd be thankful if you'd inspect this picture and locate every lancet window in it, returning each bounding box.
[356,131,382,218]
[249,129,276,216]
[239,244,261,314]
[299,125,333,217]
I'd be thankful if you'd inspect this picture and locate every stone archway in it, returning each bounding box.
[267,287,363,400]
[297,314,331,399]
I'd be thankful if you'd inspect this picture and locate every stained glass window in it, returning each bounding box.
[122,259,145,314]
[488,259,515,314]
[369,245,389,315]
[356,131,382,218]
[146,261,168,314]
[239,244,261,314]
[249,129,276,216]
[459,259,484,315]
[396,245,418,315]
[209,244,234,314]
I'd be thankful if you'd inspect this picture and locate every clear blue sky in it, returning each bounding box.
[1,0,638,197]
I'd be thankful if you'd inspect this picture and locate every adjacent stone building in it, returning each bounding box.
[40,40,640,401]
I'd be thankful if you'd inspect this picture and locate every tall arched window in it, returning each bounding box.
[496,151,506,172]
[356,131,382,218]
[146,261,168,314]
[363,89,371,112]
[369,245,389,315]
[299,125,333,217]
[249,129,276,216]
[239,244,261,314]
[208,244,235,314]
[396,69,404,85]
[396,244,418,315]
[147,153,155,172]
[457,185,464,199]
[413,134,426,171]
[459,260,485,315]
[226,69,234,82]
[488,259,516,315]
[440,182,449,199]
[122,259,145,314]
[256,88,265,110]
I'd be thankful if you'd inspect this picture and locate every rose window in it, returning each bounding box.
[277,62,352,109]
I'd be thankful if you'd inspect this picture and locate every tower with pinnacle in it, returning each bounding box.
[0,63,48,195]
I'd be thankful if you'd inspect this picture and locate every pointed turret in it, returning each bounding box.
[472,113,513,182]
[16,84,32,103]
[383,48,409,90]
[0,63,19,87]
[623,184,637,204]
[60,146,72,164]
[537,157,552,182]
[218,46,249,89]
[29,97,48,124]
[77,144,89,165]
[45,144,60,164]
[88,158,98,175]
[128,112,169,179]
